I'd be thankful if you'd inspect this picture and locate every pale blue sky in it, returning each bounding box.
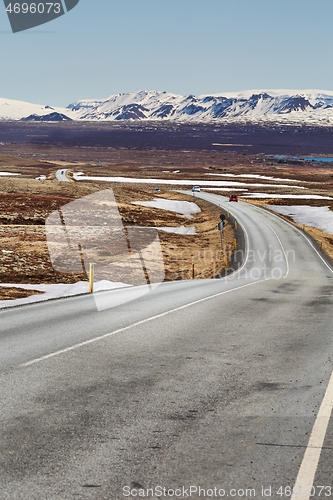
[1,0,333,106]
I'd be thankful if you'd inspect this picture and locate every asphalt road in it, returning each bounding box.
[1,194,333,500]
[55,168,71,182]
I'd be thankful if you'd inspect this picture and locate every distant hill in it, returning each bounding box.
[21,112,72,122]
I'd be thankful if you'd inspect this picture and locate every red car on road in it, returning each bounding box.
[229,194,238,202]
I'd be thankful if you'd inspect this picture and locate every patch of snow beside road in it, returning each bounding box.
[268,205,333,234]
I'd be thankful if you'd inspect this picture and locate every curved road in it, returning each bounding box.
[55,168,71,182]
[1,194,333,499]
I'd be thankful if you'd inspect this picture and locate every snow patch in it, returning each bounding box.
[267,205,333,234]
[205,188,248,192]
[157,225,196,234]
[73,173,306,189]
[205,173,300,182]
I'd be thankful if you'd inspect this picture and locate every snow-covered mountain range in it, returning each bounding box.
[3,89,333,125]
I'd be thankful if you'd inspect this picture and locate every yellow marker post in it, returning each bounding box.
[89,263,94,293]
[235,221,238,230]
[234,238,238,250]
[192,263,195,279]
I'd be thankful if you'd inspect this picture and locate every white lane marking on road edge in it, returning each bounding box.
[20,278,270,368]
[291,368,333,500]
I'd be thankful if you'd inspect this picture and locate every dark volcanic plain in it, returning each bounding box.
[1,121,333,157]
